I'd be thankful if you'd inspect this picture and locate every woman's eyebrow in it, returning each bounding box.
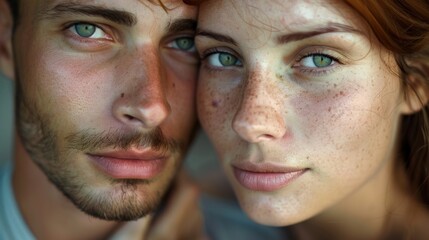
[195,29,237,45]
[40,2,137,27]
[196,23,362,46]
[277,23,363,44]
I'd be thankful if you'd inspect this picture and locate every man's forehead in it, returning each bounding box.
[42,0,183,8]
[30,0,196,34]
[33,0,196,24]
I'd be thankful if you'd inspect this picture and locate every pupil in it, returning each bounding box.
[76,24,95,37]
[220,53,235,66]
[314,55,331,67]
[177,38,193,50]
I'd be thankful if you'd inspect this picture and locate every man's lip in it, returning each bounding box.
[87,149,169,179]
[89,149,168,160]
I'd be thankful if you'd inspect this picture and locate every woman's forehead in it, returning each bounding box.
[197,0,371,48]
[199,0,365,32]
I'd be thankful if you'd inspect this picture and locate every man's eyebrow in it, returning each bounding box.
[167,19,197,34]
[195,29,237,46]
[277,23,363,44]
[41,3,137,27]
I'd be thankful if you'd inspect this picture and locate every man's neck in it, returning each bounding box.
[12,137,151,240]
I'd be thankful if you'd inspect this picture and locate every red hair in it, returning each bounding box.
[343,0,429,204]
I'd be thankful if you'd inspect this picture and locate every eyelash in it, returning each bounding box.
[200,47,343,78]
[200,48,243,72]
[293,50,342,76]
[64,22,113,44]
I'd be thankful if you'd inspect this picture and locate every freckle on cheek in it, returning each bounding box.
[212,99,220,108]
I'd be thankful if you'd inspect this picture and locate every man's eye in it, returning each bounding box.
[70,23,108,39]
[207,52,242,67]
[169,37,196,52]
[301,54,335,68]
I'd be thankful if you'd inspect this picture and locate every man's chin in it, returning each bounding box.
[63,180,165,221]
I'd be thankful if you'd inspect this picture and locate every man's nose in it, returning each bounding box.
[232,70,287,143]
[113,46,170,129]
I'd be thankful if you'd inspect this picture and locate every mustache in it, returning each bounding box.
[66,127,182,153]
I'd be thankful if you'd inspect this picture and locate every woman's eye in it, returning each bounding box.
[70,23,108,39]
[169,37,196,52]
[207,52,242,67]
[301,54,335,68]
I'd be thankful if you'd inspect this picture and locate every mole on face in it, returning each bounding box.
[121,93,125,98]
[212,99,221,108]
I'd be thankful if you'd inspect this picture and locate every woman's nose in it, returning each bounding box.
[232,71,287,143]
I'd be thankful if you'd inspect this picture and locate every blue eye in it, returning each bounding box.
[301,54,334,68]
[207,52,242,67]
[175,37,195,51]
[168,37,196,52]
[70,23,108,39]
[75,23,96,37]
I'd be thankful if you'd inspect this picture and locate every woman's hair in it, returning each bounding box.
[343,0,429,204]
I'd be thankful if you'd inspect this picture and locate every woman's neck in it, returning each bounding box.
[290,157,429,240]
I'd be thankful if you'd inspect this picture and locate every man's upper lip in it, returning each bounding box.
[232,161,306,173]
[89,149,167,160]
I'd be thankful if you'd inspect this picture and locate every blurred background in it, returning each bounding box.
[0,73,14,166]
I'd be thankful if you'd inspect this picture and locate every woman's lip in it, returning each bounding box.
[88,150,168,179]
[232,165,307,192]
[232,161,305,173]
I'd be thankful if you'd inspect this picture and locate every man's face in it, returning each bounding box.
[11,0,198,221]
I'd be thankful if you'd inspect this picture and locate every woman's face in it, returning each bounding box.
[196,0,410,225]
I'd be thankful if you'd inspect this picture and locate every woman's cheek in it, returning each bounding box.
[291,84,352,146]
[197,76,239,158]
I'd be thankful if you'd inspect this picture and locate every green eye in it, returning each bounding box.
[74,23,96,38]
[219,53,238,66]
[312,54,333,67]
[174,37,195,50]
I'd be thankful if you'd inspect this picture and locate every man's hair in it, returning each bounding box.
[6,0,19,26]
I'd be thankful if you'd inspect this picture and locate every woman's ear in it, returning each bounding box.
[400,60,429,115]
[0,0,14,80]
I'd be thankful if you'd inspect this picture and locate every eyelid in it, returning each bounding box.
[200,47,242,62]
[166,36,197,53]
[65,22,113,41]
[290,48,345,77]
[199,47,243,73]
[299,53,338,67]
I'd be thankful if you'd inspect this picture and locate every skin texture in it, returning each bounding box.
[196,0,429,238]
[0,0,199,239]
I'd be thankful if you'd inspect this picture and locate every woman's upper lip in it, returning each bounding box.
[232,161,307,173]
[88,149,168,160]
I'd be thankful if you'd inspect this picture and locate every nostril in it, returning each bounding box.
[124,114,137,121]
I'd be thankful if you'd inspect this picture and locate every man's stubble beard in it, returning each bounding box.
[14,78,186,221]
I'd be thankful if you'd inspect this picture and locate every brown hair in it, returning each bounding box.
[342,0,429,204]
